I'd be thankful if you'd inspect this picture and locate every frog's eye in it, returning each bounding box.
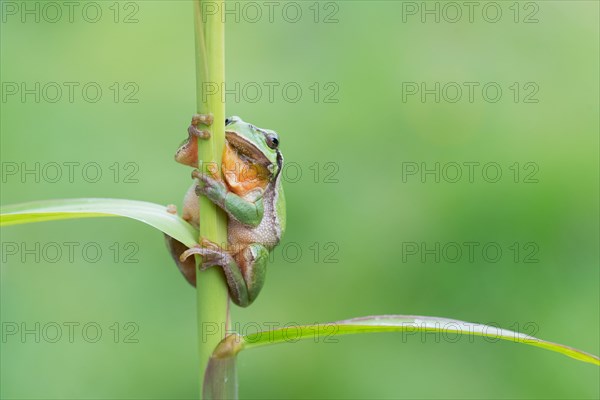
[225,116,240,126]
[266,134,279,149]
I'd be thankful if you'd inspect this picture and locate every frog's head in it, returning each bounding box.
[225,116,281,176]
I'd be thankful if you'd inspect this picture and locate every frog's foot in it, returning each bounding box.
[188,113,213,140]
[191,169,226,205]
[192,113,214,126]
[191,169,203,180]
[188,125,211,140]
[191,167,219,181]
[180,241,233,271]
[180,240,252,306]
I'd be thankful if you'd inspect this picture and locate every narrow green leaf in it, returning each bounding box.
[0,198,198,247]
[235,315,599,366]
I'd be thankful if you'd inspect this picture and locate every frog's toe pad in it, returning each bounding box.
[188,124,211,139]
[180,245,232,270]
[191,113,214,126]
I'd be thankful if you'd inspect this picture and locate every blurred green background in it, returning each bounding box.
[1,1,598,398]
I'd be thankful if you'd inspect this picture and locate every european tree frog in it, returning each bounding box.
[166,114,285,307]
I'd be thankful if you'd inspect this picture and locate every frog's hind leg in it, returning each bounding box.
[180,241,251,306]
[180,239,269,307]
[235,244,269,306]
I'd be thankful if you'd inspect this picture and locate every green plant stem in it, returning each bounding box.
[193,1,229,397]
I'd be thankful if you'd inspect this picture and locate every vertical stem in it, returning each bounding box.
[193,1,229,397]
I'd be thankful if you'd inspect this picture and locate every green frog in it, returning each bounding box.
[166,114,285,307]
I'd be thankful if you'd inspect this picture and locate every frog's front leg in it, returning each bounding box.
[175,113,214,168]
[180,240,268,307]
[192,170,264,227]
[189,113,213,138]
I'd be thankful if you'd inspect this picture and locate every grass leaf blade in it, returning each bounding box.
[0,198,198,247]
[240,314,599,366]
